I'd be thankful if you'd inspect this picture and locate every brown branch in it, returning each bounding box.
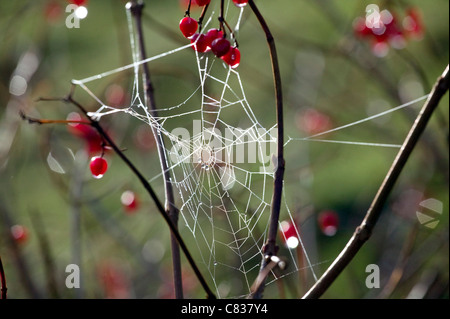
[303,65,449,299]
[27,93,215,299]
[127,0,184,299]
[247,0,285,299]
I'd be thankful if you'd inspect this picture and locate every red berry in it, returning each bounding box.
[318,210,339,236]
[280,220,299,249]
[295,108,332,136]
[232,0,248,7]
[403,7,424,40]
[11,225,28,243]
[45,1,63,23]
[67,112,104,155]
[353,17,371,37]
[195,0,211,6]
[90,156,108,179]
[121,190,139,213]
[191,33,210,53]
[221,46,241,68]
[205,28,224,49]
[180,0,198,9]
[70,0,88,6]
[179,17,198,38]
[211,38,231,57]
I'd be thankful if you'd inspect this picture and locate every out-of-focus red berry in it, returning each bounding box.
[134,124,156,151]
[98,262,131,299]
[179,0,199,10]
[11,225,28,244]
[105,84,127,107]
[403,7,424,40]
[280,220,299,249]
[69,0,88,6]
[318,210,339,237]
[296,108,332,136]
[67,112,104,155]
[45,1,63,24]
[121,190,139,213]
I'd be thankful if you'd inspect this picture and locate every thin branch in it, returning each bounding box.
[303,65,449,299]
[127,0,184,299]
[0,256,6,299]
[27,93,215,299]
[247,0,285,299]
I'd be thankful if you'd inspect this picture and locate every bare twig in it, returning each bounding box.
[247,0,285,299]
[25,93,215,299]
[303,65,449,299]
[127,0,184,299]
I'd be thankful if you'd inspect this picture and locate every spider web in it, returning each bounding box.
[69,3,429,298]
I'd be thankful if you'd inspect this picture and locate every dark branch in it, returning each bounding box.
[302,65,449,299]
[247,0,285,299]
[128,0,184,299]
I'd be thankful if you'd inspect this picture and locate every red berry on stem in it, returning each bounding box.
[318,210,339,236]
[195,0,211,6]
[11,225,28,243]
[211,38,231,57]
[67,112,104,155]
[179,17,198,38]
[121,190,139,213]
[221,46,241,68]
[205,28,224,49]
[232,0,248,7]
[90,156,108,179]
[191,33,209,52]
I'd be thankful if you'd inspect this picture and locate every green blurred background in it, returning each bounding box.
[0,0,448,299]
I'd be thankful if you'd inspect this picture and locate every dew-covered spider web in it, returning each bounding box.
[69,2,429,298]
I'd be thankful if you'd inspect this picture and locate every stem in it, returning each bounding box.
[28,94,215,298]
[198,3,210,32]
[247,0,285,299]
[303,65,449,299]
[128,0,183,299]
[0,256,6,299]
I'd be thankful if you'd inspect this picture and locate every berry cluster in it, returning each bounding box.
[179,0,248,68]
[353,6,424,57]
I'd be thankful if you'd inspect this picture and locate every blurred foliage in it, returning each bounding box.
[0,0,448,299]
